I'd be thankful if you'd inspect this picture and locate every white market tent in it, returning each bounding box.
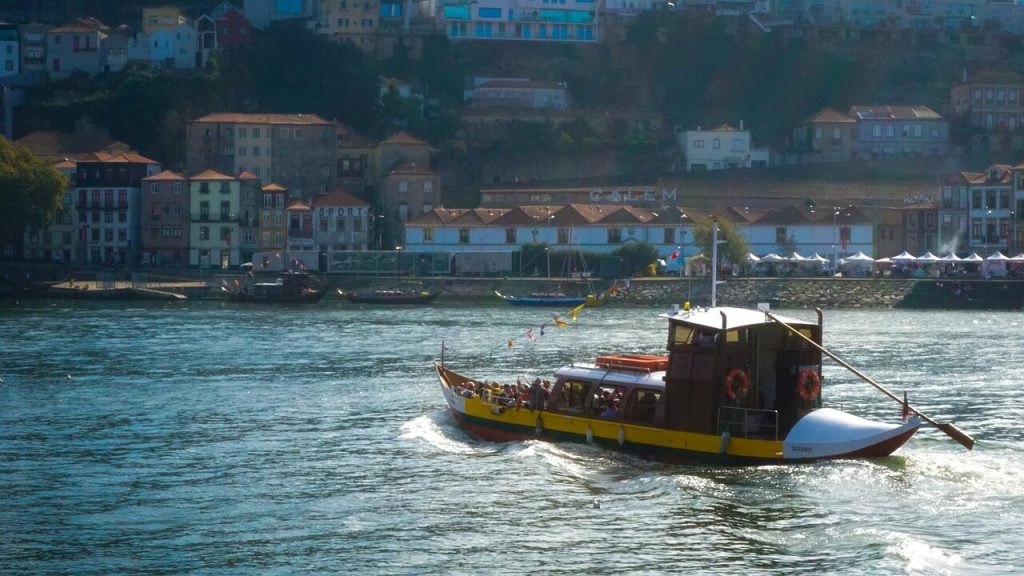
[916,251,941,263]
[963,253,984,262]
[760,253,785,262]
[939,253,962,262]
[846,252,875,262]
[1010,253,1024,262]
[809,253,830,262]
[787,252,807,262]
[986,251,1009,261]
[746,253,761,263]
[891,251,916,262]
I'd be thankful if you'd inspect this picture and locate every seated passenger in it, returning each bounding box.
[601,400,619,419]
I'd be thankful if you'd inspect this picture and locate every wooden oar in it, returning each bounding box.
[761,308,975,450]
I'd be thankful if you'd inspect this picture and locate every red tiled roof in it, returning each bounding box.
[142,169,186,181]
[79,151,160,165]
[380,131,427,146]
[191,113,332,125]
[311,188,369,208]
[848,105,943,121]
[796,107,856,125]
[191,169,234,181]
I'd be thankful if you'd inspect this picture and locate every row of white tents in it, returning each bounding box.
[745,251,1024,264]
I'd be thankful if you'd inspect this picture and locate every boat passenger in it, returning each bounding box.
[600,401,619,419]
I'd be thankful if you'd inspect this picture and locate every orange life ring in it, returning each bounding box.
[797,369,821,403]
[724,368,750,401]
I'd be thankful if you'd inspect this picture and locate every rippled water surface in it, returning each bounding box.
[1,299,1022,575]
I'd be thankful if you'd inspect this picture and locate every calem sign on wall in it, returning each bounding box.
[588,187,678,204]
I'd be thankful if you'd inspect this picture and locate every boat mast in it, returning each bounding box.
[711,220,721,307]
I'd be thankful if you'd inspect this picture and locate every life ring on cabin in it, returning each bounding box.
[796,369,821,403]
[723,368,750,401]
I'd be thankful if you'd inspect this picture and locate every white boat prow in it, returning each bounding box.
[783,407,921,459]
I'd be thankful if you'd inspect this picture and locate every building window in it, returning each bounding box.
[694,139,704,148]
[776,227,787,244]
[505,228,516,243]
[424,228,433,242]
[199,226,210,240]
[557,228,569,244]
[608,228,621,243]
[398,180,409,193]
[713,138,720,149]
[459,228,469,244]
[663,228,675,244]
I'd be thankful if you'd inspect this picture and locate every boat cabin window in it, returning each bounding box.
[670,324,719,349]
[724,328,747,345]
[590,384,626,418]
[624,388,661,425]
[553,380,591,414]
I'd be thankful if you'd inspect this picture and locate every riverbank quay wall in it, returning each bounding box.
[3,262,1023,308]
[332,277,1023,309]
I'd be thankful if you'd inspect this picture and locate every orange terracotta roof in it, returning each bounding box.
[380,131,427,146]
[191,113,332,125]
[311,188,369,208]
[54,159,77,169]
[796,107,856,125]
[79,151,160,164]
[286,200,311,211]
[191,169,235,181]
[849,105,943,121]
[143,169,186,181]
[237,170,260,180]
[261,182,287,191]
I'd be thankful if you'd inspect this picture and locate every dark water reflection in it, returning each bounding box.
[1,301,1021,574]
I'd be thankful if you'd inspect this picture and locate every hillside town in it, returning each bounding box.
[4,0,1024,277]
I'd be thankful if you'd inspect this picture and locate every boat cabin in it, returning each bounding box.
[545,307,822,441]
[663,307,822,439]
[251,271,312,298]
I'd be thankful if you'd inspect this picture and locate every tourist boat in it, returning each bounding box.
[338,287,441,305]
[226,271,326,303]
[436,224,973,464]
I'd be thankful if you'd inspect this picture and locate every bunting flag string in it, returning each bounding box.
[485,299,595,356]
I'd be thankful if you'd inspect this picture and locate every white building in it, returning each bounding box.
[678,122,769,171]
[150,22,196,69]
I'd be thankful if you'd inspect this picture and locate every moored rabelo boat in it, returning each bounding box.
[435,223,974,464]
[226,271,326,303]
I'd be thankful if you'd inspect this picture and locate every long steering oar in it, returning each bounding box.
[762,308,975,450]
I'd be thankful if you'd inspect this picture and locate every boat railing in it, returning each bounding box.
[717,406,779,440]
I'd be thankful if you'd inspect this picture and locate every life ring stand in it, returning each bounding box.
[796,369,821,403]
[723,368,750,401]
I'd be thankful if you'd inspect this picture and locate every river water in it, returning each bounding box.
[1,299,1022,575]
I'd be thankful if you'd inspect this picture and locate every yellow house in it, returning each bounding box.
[142,6,186,35]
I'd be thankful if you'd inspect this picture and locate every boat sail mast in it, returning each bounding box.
[711,219,726,308]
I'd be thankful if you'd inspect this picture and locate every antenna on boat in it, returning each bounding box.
[711,220,727,308]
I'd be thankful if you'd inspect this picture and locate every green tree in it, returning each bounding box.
[613,241,659,277]
[0,137,67,241]
[692,215,750,266]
